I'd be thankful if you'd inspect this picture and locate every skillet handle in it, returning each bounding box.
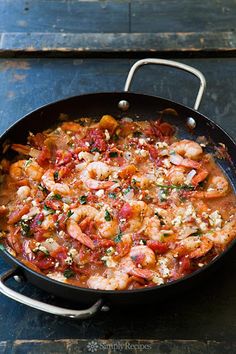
[0,268,107,319]
[124,58,206,110]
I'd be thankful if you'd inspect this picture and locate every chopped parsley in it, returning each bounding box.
[108,192,117,199]
[52,194,62,200]
[64,269,75,279]
[25,158,32,167]
[53,171,59,181]
[156,184,195,191]
[38,184,47,193]
[19,220,31,237]
[114,232,123,243]
[90,147,100,153]
[43,204,55,214]
[133,131,142,138]
[109,151,118,158]
[123,185,133,195]
[67,210,74,218]
[104,210,112,221]
[79,195,87,205]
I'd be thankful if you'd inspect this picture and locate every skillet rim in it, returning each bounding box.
[1,90,236,295]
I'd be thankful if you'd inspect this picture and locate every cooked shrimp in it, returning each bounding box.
[144,216,161,241]
[80,161,114,190]
[118,245,156,280]
[67,218,94,249]
[9,160,26,180]
[192,176,229,199]
[170,140,203,160]
[129,245,156,267]
[124,201,150,232]
[87,270,129,290]
[16,186,31,200]
[191,168,208,186]
[25,160,44,181]
[167,166,186,185]
[41,170,70,195]
[178,236,213,259]
[71,205,98,222]
[207,216,236,247]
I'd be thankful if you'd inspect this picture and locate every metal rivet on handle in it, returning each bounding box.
[13,275,23,283]
[118,100,130,111]
[101,305,110,312]
[187,117,196,129]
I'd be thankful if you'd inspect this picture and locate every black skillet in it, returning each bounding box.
[0,59,236,319]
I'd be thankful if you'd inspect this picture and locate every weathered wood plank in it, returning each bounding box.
[131,0,236,33]
[0,0,129,34]
[4,339,236,354]
[0,32,235,56]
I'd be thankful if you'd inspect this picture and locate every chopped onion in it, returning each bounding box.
[169,154,183,165]
[185,169,197,185]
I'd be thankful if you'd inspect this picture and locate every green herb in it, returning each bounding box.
[104,210,112,221]
[38,184,47,193]
[54,171,59,181]
[67,210,74,218]
[64,269,75,279]
[52,194,62,200]
[108,192,117,199]
[25,158,32,167]
[109,151,118,158]
[37,220,42,225]
[131,178,137,185]
[156,184,194,191]
[140,239,147,245]
[0,244,5,251]
[191,230,202,237]
[123,185,133,195]
[79,195,87,205]
[43,204,55,214]
[114,232,123,243]
[19,220,31,237]
[113,134,119,142]
[158,189,169,202]
[133,131,142,138]
[90,147,100,153]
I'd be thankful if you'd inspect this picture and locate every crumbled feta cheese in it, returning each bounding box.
[172,215,182,227]
[152,274,164,285]
[104,129,110,141]
[209,210,222,228]
[95,189,104,197]
[47,272,66,282]
[101,255,117,268]
[156,142,168,149]
[138,138,146,145]
[158,257,170,278]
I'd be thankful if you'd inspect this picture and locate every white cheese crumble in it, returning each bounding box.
[209,210,222,228]
[95,189,104,197]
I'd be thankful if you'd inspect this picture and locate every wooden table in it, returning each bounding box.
[0,1,236,353]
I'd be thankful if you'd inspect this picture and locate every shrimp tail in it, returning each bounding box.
[67,219,95,250]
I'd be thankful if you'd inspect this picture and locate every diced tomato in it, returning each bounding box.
[87,128,107,152]
[56,150,73,166]
[33,256,55,270]
[148,145,159,160]
[6,227,22,254]
[44,199,63,211]
[159,122,175,136]
[30,213,44,232]
[8,204,30,224]
[119,203,133,220]
[58,162,75,179]
[28,132,46,149]
[94,239,115,248]
[177,256,191,276]
[146,240,169,254]
[37,146,51,167]
[57,213,67,231]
